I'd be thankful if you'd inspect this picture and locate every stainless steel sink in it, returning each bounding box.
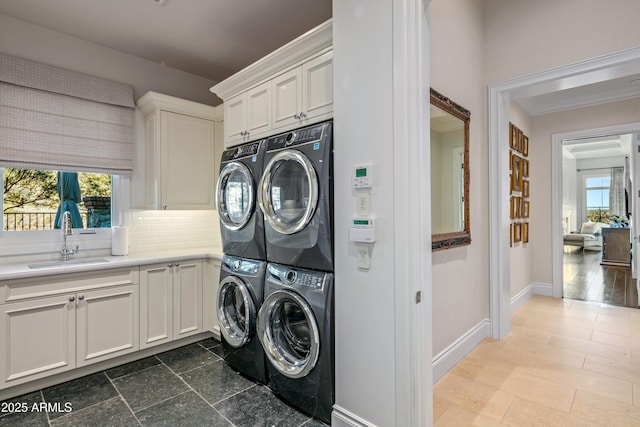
[28,257,110,269]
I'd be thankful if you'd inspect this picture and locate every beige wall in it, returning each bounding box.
[432,0,640,356]
[430,0,488,355]
[0,13,218,105]
[530,98,640,284]
[484,0,640,84]
[509,102,532,298]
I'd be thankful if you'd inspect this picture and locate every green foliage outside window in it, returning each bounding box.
[587,208,610,224]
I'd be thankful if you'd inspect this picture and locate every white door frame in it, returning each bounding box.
[551,123,640,298]
[488,47,640,339]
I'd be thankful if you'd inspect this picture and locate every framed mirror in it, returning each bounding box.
[430,88,471,251]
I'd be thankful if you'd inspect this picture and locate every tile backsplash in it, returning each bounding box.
[127,209,221,253]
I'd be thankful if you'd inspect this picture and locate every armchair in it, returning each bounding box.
[563,221,608,251]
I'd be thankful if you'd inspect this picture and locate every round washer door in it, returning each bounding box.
[257,290,320,379]
[216,162,255,231]
[258,150,318,235]
[217,276,256,348]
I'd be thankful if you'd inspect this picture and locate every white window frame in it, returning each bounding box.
[579,169,611,225]
[0,170,129,257]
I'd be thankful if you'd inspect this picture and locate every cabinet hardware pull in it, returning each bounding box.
[69,296,75,302]
[162,205,168,210]
[294,113,300,119]
[78,295,85,301]
[168,263,174,267]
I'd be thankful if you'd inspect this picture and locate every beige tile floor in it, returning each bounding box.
[434,295,640,426]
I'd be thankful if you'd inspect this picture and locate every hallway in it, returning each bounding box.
[434,295,640,425]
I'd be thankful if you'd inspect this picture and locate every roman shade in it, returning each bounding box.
[0,53,134,175]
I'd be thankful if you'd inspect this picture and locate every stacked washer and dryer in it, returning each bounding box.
[215,120,334,424]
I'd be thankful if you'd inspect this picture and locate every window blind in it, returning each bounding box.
[0,53,134,175]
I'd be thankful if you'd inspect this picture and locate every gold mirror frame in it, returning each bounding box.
[430,88,471,251]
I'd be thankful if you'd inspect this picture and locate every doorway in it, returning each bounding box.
[489,48,640,340]
[560,133,637,307]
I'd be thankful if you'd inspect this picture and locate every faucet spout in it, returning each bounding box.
[60,211,78,261]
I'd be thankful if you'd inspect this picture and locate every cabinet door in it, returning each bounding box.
[161,111,215,209]
[76,285,139,367]
[272,67,303,130]
[173,260,203,339]
[203,259,222,334]
[140,264,173,349]
[246,82,271,138]
[0,295,75,387]
[224,93,247,146]
[302,51,333,121]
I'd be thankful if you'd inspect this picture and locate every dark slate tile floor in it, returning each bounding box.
[0,339,329,427]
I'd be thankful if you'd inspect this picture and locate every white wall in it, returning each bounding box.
[562,157,577,233]
[0,14,219,106]
[430,0,488,356]
[333,1,430,425]
[332,4,396,425]
[531,98,640,285]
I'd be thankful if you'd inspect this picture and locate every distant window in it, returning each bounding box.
[585,175,610,223]
[2,168,112,231]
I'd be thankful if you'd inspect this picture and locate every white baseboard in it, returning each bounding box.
[432,319,490,383]
[533,282,553,296]
[332,405,378,427]
[511,282,553,313]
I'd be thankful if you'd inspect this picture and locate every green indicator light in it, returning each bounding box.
[356,168,367,177]
[354,219,369,225]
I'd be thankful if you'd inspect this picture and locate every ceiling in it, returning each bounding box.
[1,1,637,117]
[562,134,632,160]
[0,0,332,83]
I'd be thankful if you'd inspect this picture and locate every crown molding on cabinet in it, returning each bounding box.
[210,19,332,100]
[137,91,222,120]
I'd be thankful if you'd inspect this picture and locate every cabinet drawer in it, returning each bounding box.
[0,268,139,304]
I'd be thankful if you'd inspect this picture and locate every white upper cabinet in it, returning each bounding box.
[224,82,271,146]
[272,67,303,130]
[211,20,332,148]
[137,92,222,210]
[302,51,333,120]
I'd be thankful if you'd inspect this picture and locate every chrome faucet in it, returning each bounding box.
[60,211,78,261]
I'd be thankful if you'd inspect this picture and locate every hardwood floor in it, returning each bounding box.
[434,295,640,426]
[563,246,638,308]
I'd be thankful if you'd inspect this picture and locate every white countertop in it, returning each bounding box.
[0,248,223,281]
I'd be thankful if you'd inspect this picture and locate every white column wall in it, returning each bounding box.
[332,1,431,425]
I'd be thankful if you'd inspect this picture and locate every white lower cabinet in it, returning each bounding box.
[0,295,76,386]
[0,257,214,393]
[0,269,140,389]
[140,259,203,349]
[76,285,139,367]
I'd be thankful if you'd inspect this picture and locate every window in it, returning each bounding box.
[2,168,112,231]
[585,175,610,223]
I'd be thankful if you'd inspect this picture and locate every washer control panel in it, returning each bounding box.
[266,122,327,151]
[268,264,324,290]
[293,271,324,289]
